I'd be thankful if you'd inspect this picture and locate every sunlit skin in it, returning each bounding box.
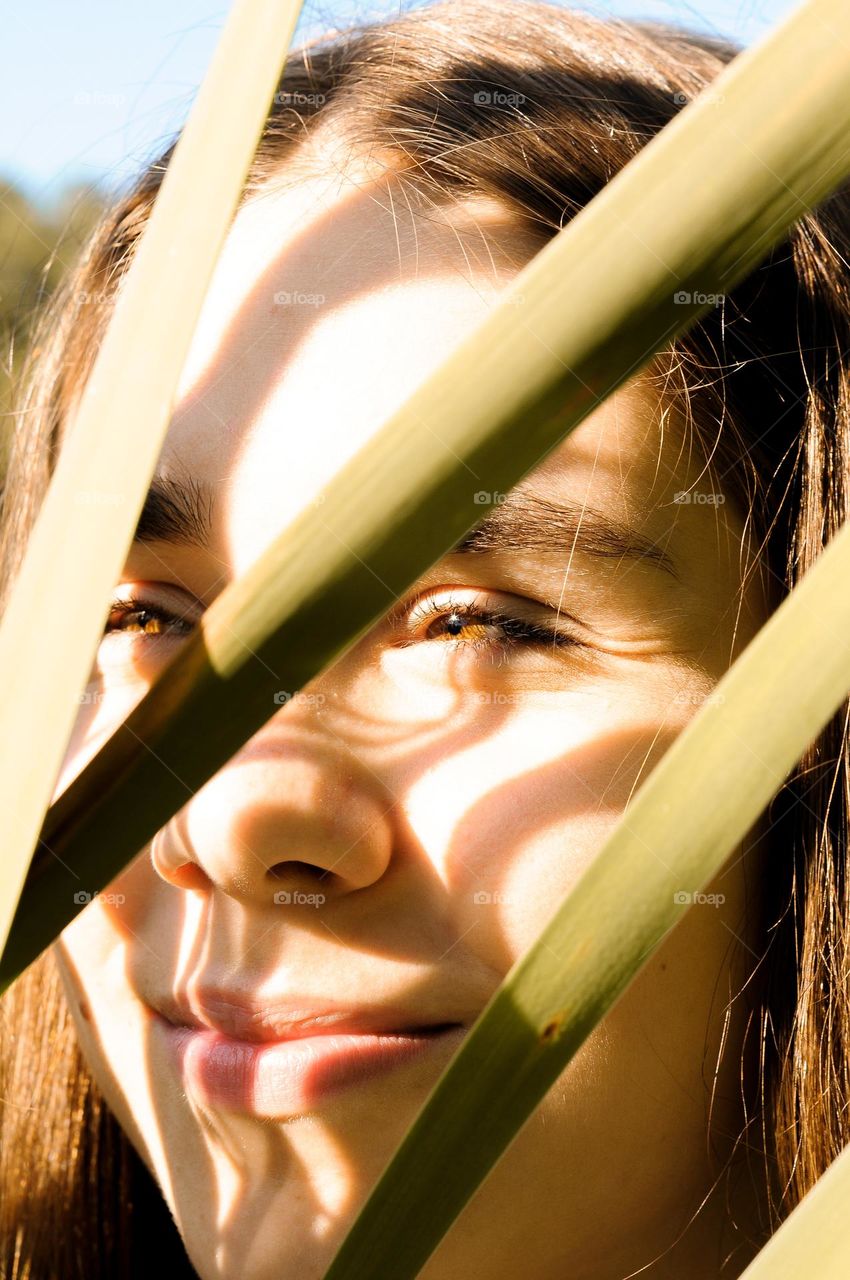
[51,134,772,1280]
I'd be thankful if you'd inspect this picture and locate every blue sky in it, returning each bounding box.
[3,0,798,206]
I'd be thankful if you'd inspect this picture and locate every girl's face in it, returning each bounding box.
[52,156,770,1280]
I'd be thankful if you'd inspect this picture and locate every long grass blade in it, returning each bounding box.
[0,0,304,959]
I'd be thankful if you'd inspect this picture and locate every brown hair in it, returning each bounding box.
[2,1,849,1273]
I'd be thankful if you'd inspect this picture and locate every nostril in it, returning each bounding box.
[169,863,212,892]
[267,860,333,884]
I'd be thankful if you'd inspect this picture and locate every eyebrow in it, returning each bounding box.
[449,488,679,579]
[132,475,679,579]
[133,474,215,549]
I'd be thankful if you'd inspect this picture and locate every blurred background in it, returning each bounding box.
[0,0,798,447]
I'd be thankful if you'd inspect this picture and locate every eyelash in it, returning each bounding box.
[104,594,196,640]
[401,592,579,655]
[103,589,580,656]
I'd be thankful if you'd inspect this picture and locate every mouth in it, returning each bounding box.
[151,1011,467,1116]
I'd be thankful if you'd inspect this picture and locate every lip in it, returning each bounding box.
[151,1010,467,1115]
[151,987,469,1044]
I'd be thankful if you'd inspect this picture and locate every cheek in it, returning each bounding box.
[51,908,163,1179]
[404,706,686,970]
[54,867,145,1004]
[589,850,754,1171]
[51,849,162,1085]
[52,672,148,803]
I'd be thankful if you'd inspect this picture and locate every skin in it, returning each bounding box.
[51,139,771,1280]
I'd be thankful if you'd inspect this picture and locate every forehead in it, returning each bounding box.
[155,161,732,582]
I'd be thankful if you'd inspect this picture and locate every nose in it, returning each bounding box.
[150,725,395,907]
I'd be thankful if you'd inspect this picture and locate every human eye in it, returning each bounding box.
[101,585,202,646]
[392,588,585,661]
